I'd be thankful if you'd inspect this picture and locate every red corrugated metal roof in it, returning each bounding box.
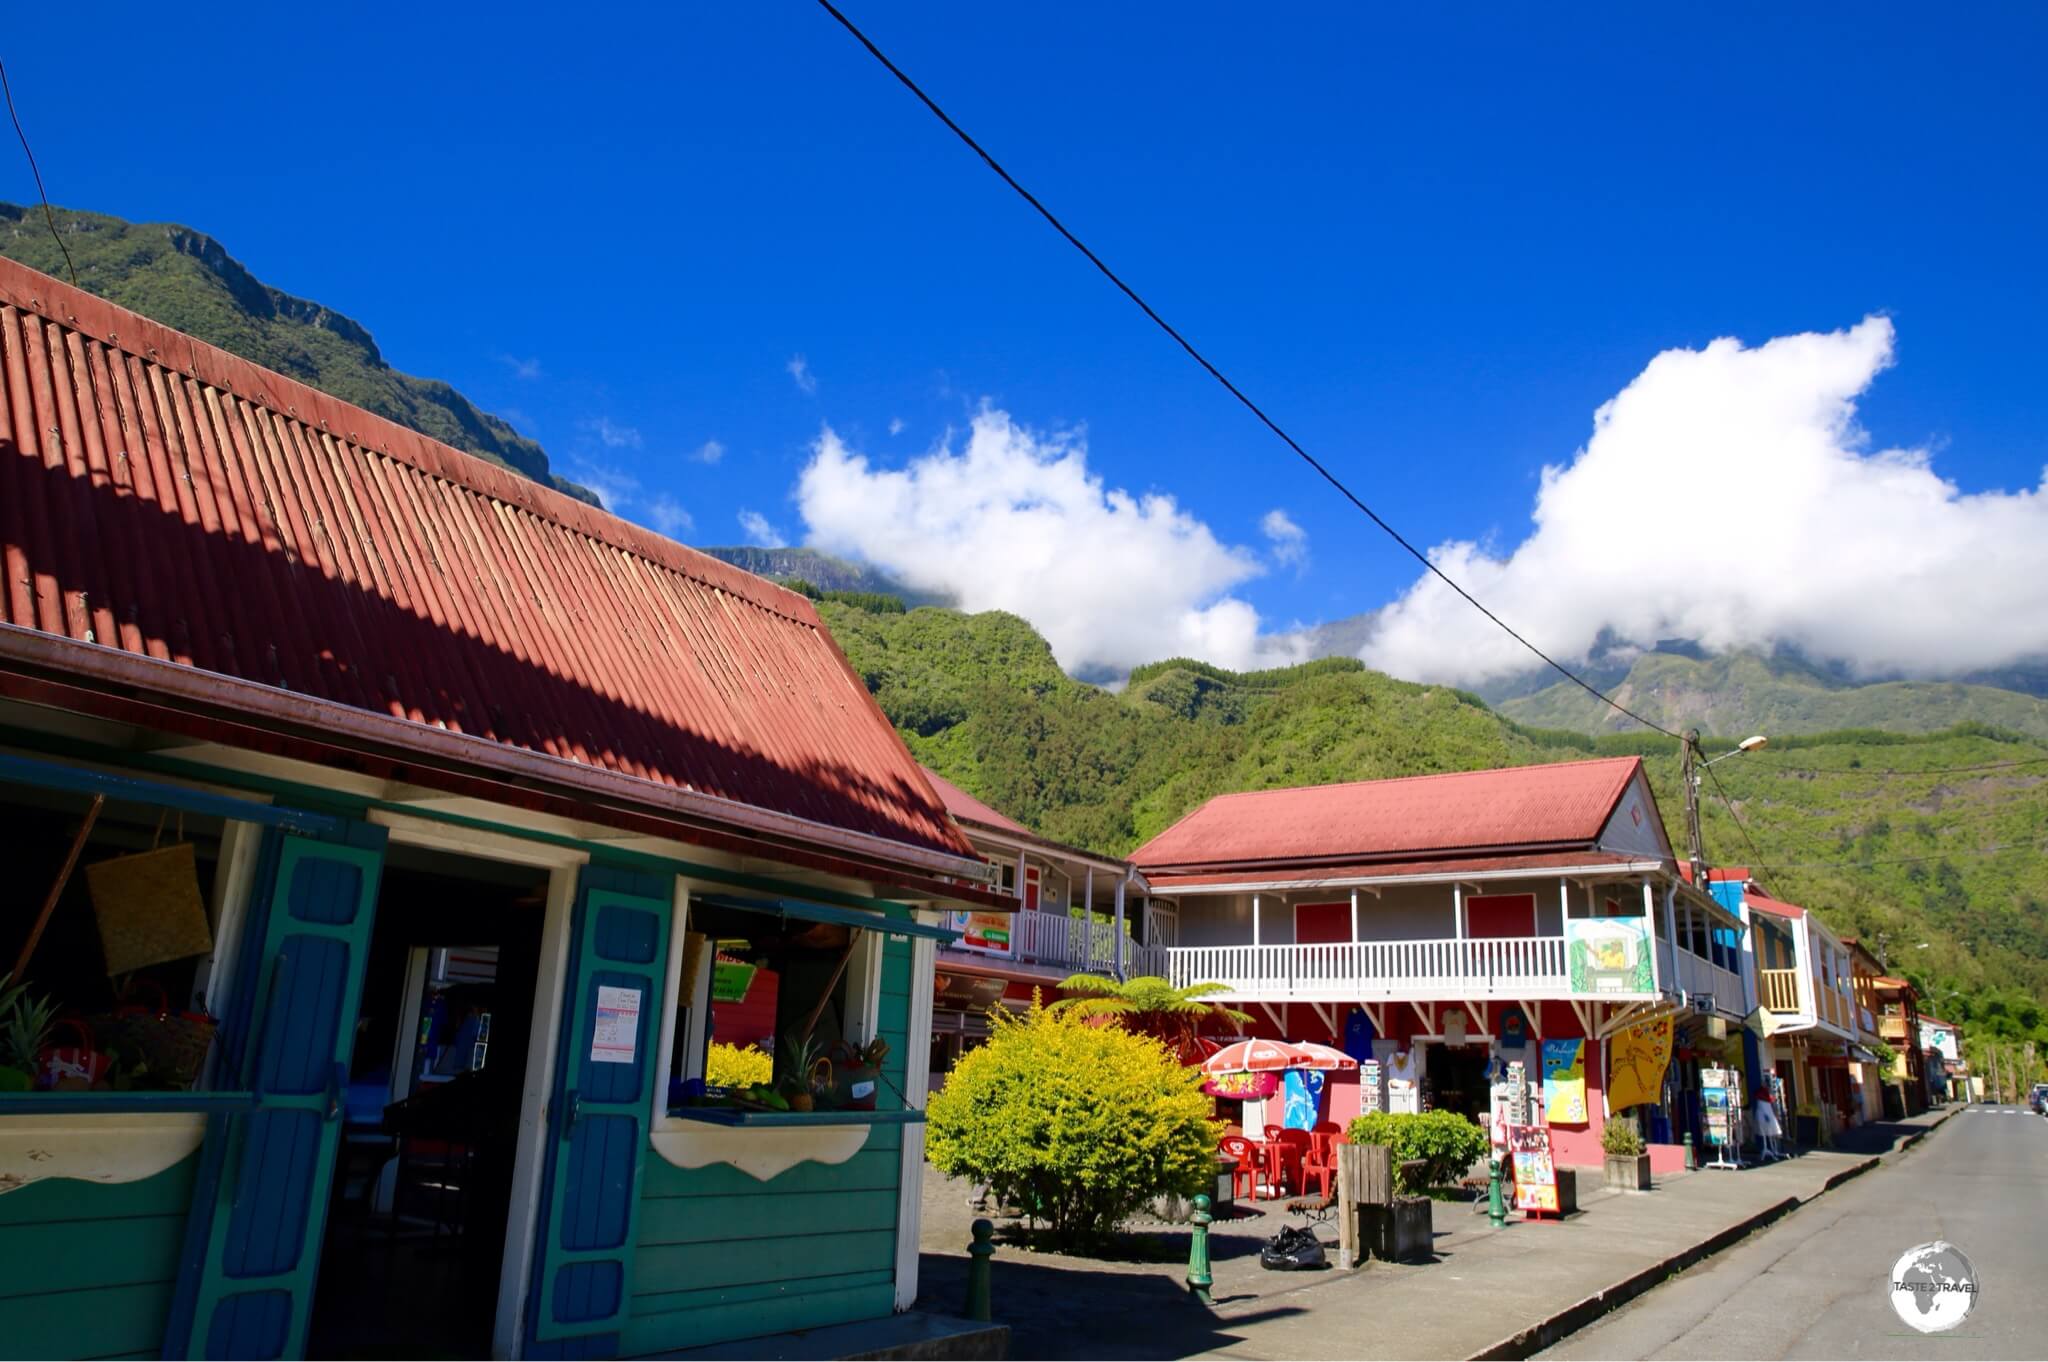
[920,766,1033,837]
[0,256,972,863]
[1131,756,1645,871]
[1745,893,1807,920]
[1144,849,1646,889]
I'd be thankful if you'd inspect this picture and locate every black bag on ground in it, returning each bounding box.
[1258,1224,1327,1270]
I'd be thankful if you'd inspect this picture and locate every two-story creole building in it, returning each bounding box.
[0,255,1008,1359]
[916,769,1164,1087]
[1133,757,1749,1170]
[1709,870,1888,1139]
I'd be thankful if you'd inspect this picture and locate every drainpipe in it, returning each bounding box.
[1662,882,1680,1002]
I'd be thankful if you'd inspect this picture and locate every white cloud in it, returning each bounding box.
[1261,508,1309,572]
[888,417,905,436]
[691,439,725,465]
[496,353,543,381]
[738,509,787,549]
[584,416,642,449]
[570,460,640,515]
[645,495,693,538]
[1361,316,2048,685]
[795,407,1303,674]
[787,355,817,395]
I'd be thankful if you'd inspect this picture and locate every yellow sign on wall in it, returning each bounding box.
[1609,1016,1675,1110]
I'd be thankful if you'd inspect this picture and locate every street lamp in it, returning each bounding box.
[1682,732,1768,882]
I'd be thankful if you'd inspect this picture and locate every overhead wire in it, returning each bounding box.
[0,56,77,288]
[811,0,1683,741]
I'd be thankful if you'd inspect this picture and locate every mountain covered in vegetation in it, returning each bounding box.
[0,203,596,504]
[697,546,948,606]
[1498,648,2048,742]
[817,598,2048,1038]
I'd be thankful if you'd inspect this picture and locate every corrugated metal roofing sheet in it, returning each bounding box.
[1143,849,1646,889]
[919,766,1033,837]
[1131,756,1644,871]
[0,256,970,862]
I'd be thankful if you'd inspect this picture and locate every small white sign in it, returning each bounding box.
[591,985,642,1064]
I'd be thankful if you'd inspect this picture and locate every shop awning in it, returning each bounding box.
[1849,1045,1885,1066]
[690,892,959,943]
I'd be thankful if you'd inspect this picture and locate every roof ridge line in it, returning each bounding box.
[1198,753,1642,802]
[0,252,818,628]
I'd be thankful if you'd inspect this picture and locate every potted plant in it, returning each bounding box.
[1602,1116,1652,1191]
[0,974,58,1091]
[779,1032,828,1112]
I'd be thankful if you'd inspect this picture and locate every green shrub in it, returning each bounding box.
[705,1040,771,1089]
[1344,1111,1488,1193]
[926,999,1221,1246]
[1601,1116,1646,1158]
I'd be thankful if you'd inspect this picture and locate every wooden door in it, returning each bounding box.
[179,830,386,1360]
[527,866,672,1345]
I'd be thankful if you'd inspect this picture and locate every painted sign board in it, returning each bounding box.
[1509,1125,1558,1213]
[1566,917,1654,993]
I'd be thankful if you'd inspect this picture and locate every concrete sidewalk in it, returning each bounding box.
[915,1110,1953,1360]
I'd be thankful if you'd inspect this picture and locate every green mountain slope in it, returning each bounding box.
[1500,649,2048,741]
[820,603,2048,1032]
[697,546,949,606]
[0,203,595,504]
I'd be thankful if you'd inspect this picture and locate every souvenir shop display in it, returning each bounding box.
[1701,1066,1746,1169]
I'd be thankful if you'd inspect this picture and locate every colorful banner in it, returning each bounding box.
[950,911,1013,956]
[1565,917,1654,994]
[1542,1038,1588,1124]
[1608,1015,1674,1110]
[1201,1069,1280,1100]
[1282,1069,1326,1130]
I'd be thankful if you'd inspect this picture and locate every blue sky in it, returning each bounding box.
[6,5,2046,680]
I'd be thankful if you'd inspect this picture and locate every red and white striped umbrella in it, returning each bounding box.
[1286,1041,1360,1072]
[1200,1038,1304,1074]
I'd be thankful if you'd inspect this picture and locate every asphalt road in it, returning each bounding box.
[1542,1106,2048,1360]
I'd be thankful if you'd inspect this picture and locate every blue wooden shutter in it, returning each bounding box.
[529,866,672,1346]
[182,830,386,1360]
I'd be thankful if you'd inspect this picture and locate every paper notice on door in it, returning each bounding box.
[591,985,641,1064]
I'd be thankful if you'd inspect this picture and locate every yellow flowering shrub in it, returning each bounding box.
[926,999,1221,1245]
[706,1040,772,1088]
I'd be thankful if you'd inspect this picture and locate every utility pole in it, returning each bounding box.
[1681,729,1707,885]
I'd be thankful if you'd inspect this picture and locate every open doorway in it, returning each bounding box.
[306,845,550,1360]
[1426,1041,1491,1120]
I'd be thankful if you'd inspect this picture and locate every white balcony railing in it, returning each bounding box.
[1164,936,1574,1003]
[1011,909,1162,976]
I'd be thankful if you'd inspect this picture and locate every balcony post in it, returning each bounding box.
[1252,894,1261,947]
[1084,866,1095,971]
[1453,882,1466,940]
[1349,888,1359,942]
[1642,879,1661,995]
[1113,871,1128,982]
[1662,881,1680,998]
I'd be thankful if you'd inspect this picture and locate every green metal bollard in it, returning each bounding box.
[965,1218,995,1322]
[1186,1193,1214,1304]
[1487,1157,1507,1228]
[1683,1132,1696,1171]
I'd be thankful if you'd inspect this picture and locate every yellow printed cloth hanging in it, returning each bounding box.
[1542,1038,1587,1123]
[1609,1016,1675,1110]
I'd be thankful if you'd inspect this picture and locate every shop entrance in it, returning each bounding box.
[1426,1041,1491,1119]
[305,846,550,1360]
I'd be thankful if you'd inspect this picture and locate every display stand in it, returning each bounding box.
[1701,1066,1746,1170]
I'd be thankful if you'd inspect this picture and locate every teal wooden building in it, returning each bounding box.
[0,255,1005,1359]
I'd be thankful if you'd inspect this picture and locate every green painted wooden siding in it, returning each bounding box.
[620,937,916,1356]
[0,1154,198,1360]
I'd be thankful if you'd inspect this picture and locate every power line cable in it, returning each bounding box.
[812,0,1682,741]
[0,57,77,288]
[1752,754,2048,778]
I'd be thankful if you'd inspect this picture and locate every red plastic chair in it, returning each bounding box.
[1267,1127,1311,1197]
[1218,1135,1260,1201]
[1300,1129,1340,1200]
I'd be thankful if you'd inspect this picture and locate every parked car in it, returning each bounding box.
[2030,1083,2048,1115]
